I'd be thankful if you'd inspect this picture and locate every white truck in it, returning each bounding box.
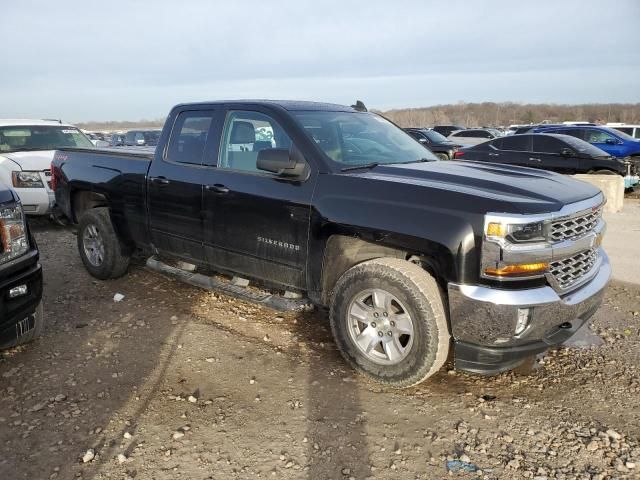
[0,119,94,215]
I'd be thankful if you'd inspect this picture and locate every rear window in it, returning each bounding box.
[0,125,94,152]
[166,111,214,165]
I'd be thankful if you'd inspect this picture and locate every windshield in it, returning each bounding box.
[0,125,94,153]
[293,111,437,168]
[422,129,450,143]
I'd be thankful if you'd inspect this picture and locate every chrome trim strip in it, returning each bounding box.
[500,220,605,264]
[451,251,610,307]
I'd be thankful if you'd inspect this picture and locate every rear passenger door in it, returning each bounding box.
[201,107,316,289]
[147,109,221,262]
[530,135,578,173]
[494,135,532,167]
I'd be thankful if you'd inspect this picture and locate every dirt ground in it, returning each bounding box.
[0,221,639,480]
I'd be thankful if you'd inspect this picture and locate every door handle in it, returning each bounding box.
[528,157,541,162]
[150,176,170,185]
[488,153,499,157]
[206,184,230,194]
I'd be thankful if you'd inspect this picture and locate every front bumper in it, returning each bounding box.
[0,249,43,348]
[448,252,611,374]
[12,188,55,215]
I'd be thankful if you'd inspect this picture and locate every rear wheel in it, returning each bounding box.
[330,258,450,388]
[435,153,449,161]
[77,208,130,279]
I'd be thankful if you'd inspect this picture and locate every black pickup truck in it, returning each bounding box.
[52,100,611,387]
[0,182,44,349]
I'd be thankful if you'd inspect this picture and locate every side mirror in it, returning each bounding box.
[418,138,428,143]
[257,146,306,177]
[605,138,617,145]
[560,148,573,157]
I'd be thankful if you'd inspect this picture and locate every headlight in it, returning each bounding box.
[482,216,550,280]
[486,221,547,244]
[12,171,44,188]
[0,204,29,264]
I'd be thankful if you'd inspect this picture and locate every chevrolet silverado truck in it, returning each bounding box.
[0,181,44,349]
[51,100,611,387]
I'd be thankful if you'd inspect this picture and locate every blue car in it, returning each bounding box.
[532,125,640,160]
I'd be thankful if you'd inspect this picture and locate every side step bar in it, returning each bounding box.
[145,256,312,312]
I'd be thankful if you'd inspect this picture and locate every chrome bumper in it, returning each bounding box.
[448,251,611,348]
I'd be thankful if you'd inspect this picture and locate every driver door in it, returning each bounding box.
[201,108,316,289]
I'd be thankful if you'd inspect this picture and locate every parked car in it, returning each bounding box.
[432,125,466,137]
[85,132,109,148]
[454,133,629,176]
[109,133,126,147]
[0,119,95,215]
[0,180,44,349]
[606,123,640,139]
[404,128,461,160]
[52,100,610,386]
[124,130,161,147]
[448,128,501,146]
[531,125,640,161]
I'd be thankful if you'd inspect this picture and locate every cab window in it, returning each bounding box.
[166,111,214,165]
[219,111,293,173]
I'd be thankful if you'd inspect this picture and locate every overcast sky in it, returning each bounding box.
[2,0,639,122]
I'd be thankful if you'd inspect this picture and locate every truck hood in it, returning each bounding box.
[0,150,55,171]
[345,160,602,214]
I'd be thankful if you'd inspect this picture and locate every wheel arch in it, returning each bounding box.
[318,233,455,305]
[71,190,109,223]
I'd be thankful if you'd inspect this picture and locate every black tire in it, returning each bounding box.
[329,258,450,388]
[77,207,130,280]
[435,153,449,161]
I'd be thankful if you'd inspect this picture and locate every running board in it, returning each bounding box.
[145,256,311,312]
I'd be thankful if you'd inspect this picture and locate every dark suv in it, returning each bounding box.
[0,182,44,349]
[404,128,461,160]
[432,125,466,137]
[124,130,161,147]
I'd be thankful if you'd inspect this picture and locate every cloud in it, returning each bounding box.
[2,0,639,121]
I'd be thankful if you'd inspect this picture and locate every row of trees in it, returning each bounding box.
[379,102,640,128]
[78,102,640,131]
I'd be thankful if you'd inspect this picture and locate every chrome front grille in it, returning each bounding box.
[550,248,598,290]
[550,206,602,243]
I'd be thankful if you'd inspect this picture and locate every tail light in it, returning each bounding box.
[454,151,465,159]
[50,164,57,191]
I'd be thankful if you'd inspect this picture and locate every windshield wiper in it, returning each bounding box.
[392,158,434,165]
[340,162,379,172]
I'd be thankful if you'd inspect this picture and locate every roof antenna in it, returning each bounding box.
[351,100,367,112]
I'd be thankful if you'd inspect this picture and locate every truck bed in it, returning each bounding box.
[53,146,153,249]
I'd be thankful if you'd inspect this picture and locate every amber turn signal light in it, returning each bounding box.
[484,262,549,277]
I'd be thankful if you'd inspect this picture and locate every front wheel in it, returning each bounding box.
[435,153,450,161]
[330,258,450,388]
[77,208,130,280]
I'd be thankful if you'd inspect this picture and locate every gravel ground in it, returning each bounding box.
[0,221,639,480]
